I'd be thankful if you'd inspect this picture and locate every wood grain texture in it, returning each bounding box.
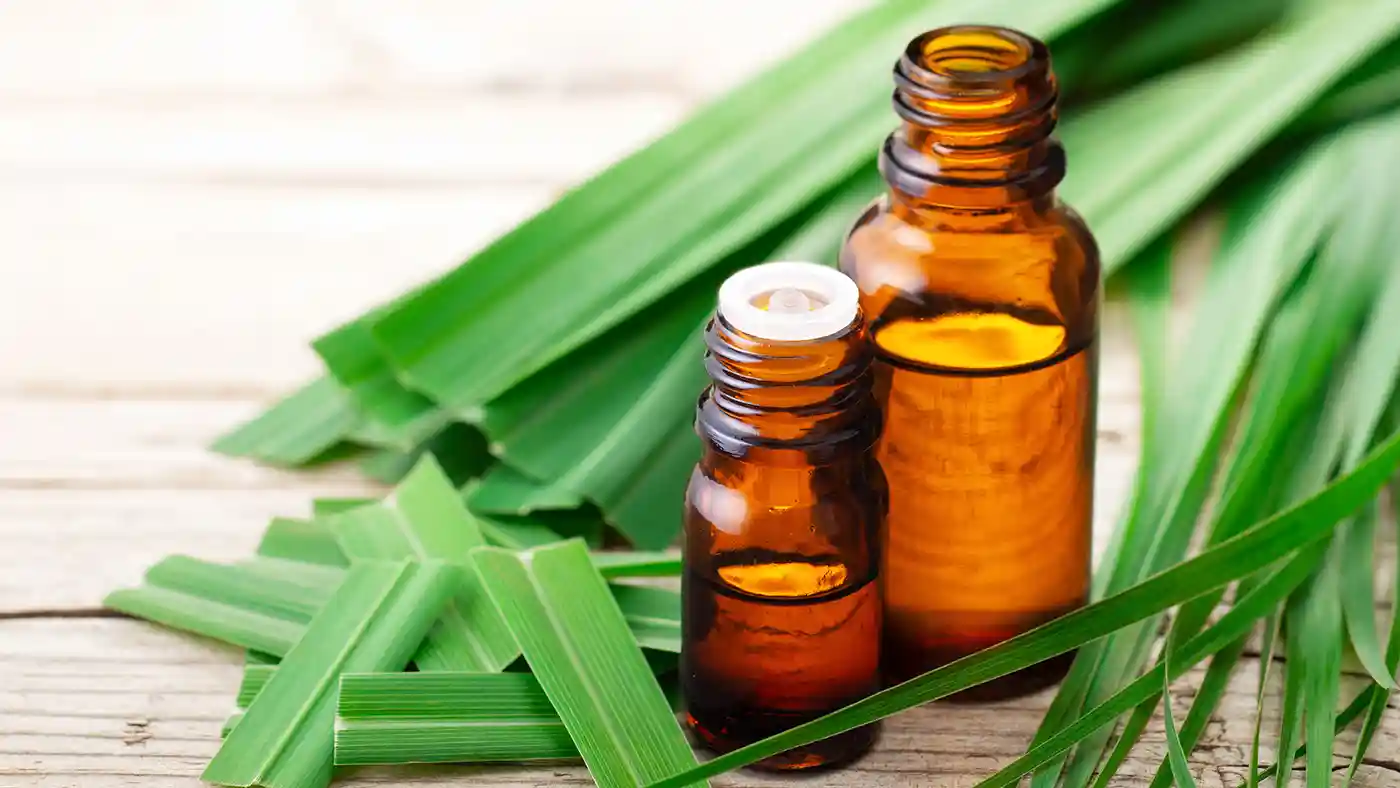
[4,619,1398,787]
[1,0,1395,785]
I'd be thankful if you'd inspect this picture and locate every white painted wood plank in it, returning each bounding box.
[322,0,865,98]
[0,97,686,184]
[0,1,353,100]
[0,490,372,613]
[0,0,864,102]
[0,400,374,489]
[0,183,549,390]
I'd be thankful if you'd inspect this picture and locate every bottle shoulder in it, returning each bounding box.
[841,196,1100,272]
[839,195,1100,338]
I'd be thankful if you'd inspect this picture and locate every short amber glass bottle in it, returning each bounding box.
[840,26,1099,698]
[682,262,884,770]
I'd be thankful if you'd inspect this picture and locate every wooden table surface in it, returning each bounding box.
[2,2,1396,786]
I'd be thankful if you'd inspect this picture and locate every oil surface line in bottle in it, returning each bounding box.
[841,25,1100,699]
[681,262,885,770]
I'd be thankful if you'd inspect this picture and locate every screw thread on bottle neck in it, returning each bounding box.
[881,26,1064,211]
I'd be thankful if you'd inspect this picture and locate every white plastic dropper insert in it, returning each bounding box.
[717,261,860,342]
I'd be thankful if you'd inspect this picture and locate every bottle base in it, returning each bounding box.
[882,602,1084,701]
[687,712,879,772]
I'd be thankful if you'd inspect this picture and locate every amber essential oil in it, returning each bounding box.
[841,26,1099,698]
[682,262,885,770]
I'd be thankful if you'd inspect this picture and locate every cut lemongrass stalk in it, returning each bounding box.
[473,540,699,787]
[211,376,360,466]
[104,585,303,659]
[237,664,277,709]
[203,561,455,788]
[590,551,682,578]
[255,518,348,568]
[334,672,576,766]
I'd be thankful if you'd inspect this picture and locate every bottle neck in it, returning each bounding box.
[696,315,878,460]
[880,26,1064,214]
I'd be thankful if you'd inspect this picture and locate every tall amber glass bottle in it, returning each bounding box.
[840,26,1098,698]
[682,262,884,770]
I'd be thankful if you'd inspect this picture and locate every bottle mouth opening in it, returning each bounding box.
[717,262,859,343]
[908,26,1039,83]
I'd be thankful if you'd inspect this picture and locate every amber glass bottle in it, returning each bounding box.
[682,262,884,770]
[840,26,1099,698]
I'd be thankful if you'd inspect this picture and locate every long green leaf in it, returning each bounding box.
[211,377,361,465]
[473,540,700,787]
[1346,486,1400,784]
[1248,613,1281,788]
[203,561,455,788]
[105,584,304,659]
[1161,647,1200,788]
[650,425,1400,786]
[1248,686,1379,788]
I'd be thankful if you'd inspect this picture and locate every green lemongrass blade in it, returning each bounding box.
[974,544,1325,788]
[474,540,701,787]
[104,585,304,658]
[1086,696,1155,788]
[466,464,584,515]
[1062,1,1400,273]
[1274,595,1309,788]
[1248,686,1379,788]
[1294,40,1400,131]
[611,584,682,654]
[222,713,243,738]
[592,551,682,578]
[1346,488,1400,784]
[1161,649,1200,788]
[235,558,346,593]
[1052,0,1285,97]
[255,518,348,568]
[238,664,277,708]
[314,312,447,451]
[1248,612,1281,787]
[117,550,669,678]
[472,276,710,547]
[1341,504,1392,687]
[334,672,576,765]
[470,507,604,549]
[311,498,373,517]
[1299,552,1343,788]
[358,422,491,485]
[651,428,1400,787]
[329,457,519,673]
[211,377,360,465]
[477,514,569,550]
[204,561,455,788]
[144,555,331,622]
[245,650,278,666]
[1145,635,1250,788]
